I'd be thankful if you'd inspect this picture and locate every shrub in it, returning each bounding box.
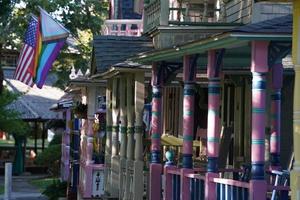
[35,144,61,176]
[42,180,67,200]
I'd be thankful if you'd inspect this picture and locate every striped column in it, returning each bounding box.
[270,63,283,169]
[205,50,222,200]
[251,72,267,179]
[206,50,221,173]
[249,41,268,200]
[151,63,163,163]
[182,55,196,169]
[207,77,221,172]
[72,117,80,193]
[105,80,112,194]
[150,64,163,200]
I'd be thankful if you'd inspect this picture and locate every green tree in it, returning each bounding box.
[0,0,109,89]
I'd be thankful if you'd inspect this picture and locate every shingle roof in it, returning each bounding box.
[4,68,65,120]
[92,36,153,74]
[232,14,292,34]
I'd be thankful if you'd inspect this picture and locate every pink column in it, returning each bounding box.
[150,63,163,200]
[249,41,268,200]
[181,55,197,200]
[205,50,221,200]
[270,63,283,170]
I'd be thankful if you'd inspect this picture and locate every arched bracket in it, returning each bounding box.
[268,41,292,67]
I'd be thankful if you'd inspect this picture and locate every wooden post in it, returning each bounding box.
[205,50,221,200]
[124,74,134,200]
[150,63,163,200]
[111,78,120,196]
[249,41,268,200]
[34,121,38,155]
[133,72,145,200]
[292,1,300,199]
[181,55,197,200]
[270,63,283,170]
[119,76,127,199]
[105,80,113,194]
[42,122,45,151]
[4,162,12,200]
[160,0,169,26]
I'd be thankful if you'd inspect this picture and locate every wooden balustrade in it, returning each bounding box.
[102,19,143,36]
[212,178,250,200]
[144,0,218,33]
[185,173,205,200]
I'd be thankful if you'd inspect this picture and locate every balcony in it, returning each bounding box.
[144,0,222,34]
[102,19,143,37]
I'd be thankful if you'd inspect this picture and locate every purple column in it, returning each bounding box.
[182,55,196,169]
[205,50,221,200]
[150,63,163,200]
[270,63,283,169]
[249,41,268,200]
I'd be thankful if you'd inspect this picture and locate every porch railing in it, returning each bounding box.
[186,173,205,200]
[144,0,218,33]
[213,178,249,200]
[102,19,143,36]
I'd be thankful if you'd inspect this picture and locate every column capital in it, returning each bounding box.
[251,41,269,73]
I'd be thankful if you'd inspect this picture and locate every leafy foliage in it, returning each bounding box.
[35,143,61,175]
[42,180,67,200]
[0,88,29,136]
[0,0,109,89]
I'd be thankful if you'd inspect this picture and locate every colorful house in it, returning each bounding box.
[58,0,298,199]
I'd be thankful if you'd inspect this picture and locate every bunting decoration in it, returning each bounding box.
[15,7,70,89]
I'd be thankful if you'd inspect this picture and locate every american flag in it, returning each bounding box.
[14,16,39,87]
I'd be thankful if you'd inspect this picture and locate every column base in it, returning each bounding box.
[205,172,218,200]
[291,169,300,200]
[110,155,120,197]
[149,163,162,200]
[133,160,144,200]
[119,157,127,199]
[249,180,267,200]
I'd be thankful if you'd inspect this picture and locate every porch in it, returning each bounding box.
[130,14,293,200]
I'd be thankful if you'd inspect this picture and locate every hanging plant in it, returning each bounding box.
[73,102,87,119]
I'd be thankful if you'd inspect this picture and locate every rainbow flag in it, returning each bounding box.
[31,7,69,88]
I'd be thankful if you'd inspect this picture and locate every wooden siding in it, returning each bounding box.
[225,0,252,24]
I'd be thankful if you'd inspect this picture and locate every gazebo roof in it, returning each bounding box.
[4,68,65,121]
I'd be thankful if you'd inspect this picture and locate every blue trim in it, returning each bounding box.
[151,150,161,163]
[251,162,265,180]
[208,86,220,94]
[270,153,280,166]
[252,80,266,90]
[182,154,193,169]
[207,157,218,172]
[271,92,281,100]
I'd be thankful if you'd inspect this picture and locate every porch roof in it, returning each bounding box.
[131,15,292,64]
[92,61,152,79]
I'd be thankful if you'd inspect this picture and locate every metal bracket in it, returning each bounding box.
[268,41,292,67]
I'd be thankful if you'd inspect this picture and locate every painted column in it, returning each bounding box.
[119,76,127,199]
[72,117,80,193]
[249,41,268,200]
[292,1,300,199]
[181,55,196,200]
[124,74,135,200]
[150,63,163,200]
[87,86,97,164]
[105,80,113,193]
[205,50,221,200]
[111,78,120,196]
[270,63,283,170]
[133,72,145,200]
[63,108,71,181]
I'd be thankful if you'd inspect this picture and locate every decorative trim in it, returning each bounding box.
[151,133,161,139]
[182,154,193,169]
[135,126,143,133]
[120,126,127,134]
[251,162,265,180]
[151,150,161,163]
[207,157,218,172]
[183,135,193,141]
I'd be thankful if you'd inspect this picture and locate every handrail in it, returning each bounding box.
[212,178,250,189]
[185,173,206,180]
[267,185,290,191]
[102,19,143,36]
